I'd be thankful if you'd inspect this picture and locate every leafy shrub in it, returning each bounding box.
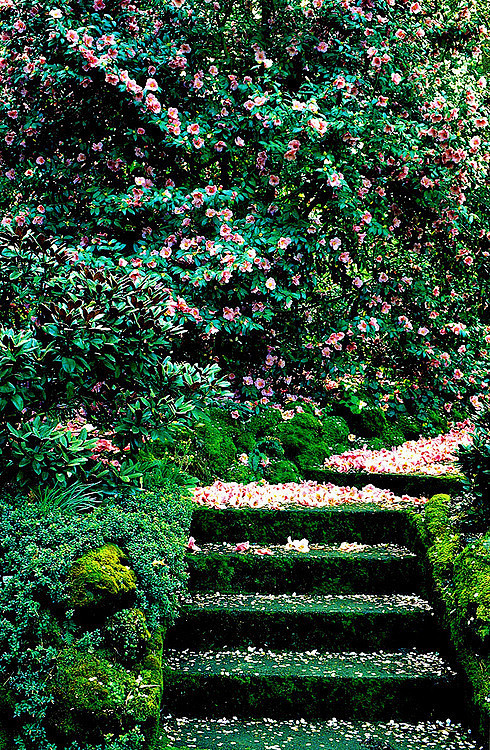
[0,230,230,490]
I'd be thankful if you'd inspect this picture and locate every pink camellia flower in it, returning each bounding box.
[377,96,388,107]
[145,78,159,91]
[329,172,343,188]
[66,29,79,44]
[470,136,481,150]
[265,277,277,290]
[234,541,250,553]
[418,326,429,336]
[269,175,280,186]
[193,136,204,149]
[391,73,402,85]
[187,536,201,552]
[278,236,292,249]
[330,237,342,250]
[410,1,422,11]
[379,272,388,282]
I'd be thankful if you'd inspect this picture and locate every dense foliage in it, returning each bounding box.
[0,0,489,421]
[0,229,229,487]
[0,481,192,749]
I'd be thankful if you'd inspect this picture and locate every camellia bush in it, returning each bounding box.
[0,0,489,420]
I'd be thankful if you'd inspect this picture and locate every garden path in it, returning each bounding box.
[161,483,479,750]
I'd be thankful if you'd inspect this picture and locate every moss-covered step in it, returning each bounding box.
[190,507,415,545]
[162,648,461,721]
[302,470,463,498]
[187,543,422,594]
[166,593,439,651]
[161,716,480,750]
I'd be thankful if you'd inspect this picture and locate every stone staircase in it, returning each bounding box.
[161,503,480,749]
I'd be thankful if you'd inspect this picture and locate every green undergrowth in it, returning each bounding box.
[0,481,192,750]
[156,403,431,485]
[412,493,490,741]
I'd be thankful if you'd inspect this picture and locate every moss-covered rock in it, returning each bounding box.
[49,631,163,744]
[348,408,387,438]
[264,460,301,483]
[272,412,323,459]
[193,421,237,481]
[380,424,406,448]
[322,416,350,446]
[454,538,490,648]
[397,414,422,441]
[424,494,452,537]
[295,443,332,470]
[67,544,137,613]
[249,408,284,439]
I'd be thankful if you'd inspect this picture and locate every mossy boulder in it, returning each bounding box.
[264,460,301,484]
[272,412,322,458]
[380,424,405,448]
[322,416,350,447]
[249,408,284,439]
[454,537,490,649]
[49,634,163,744]
[67,544,137,614]
[397,414,422,441]
[296,443,332,471]
[424,494,452,537]
[193,421,237,481]
[349,408,387,438]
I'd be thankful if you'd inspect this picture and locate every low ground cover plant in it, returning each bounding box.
[0,479,192,750]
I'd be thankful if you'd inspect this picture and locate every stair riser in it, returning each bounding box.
[191,508,414,545]
[167,611,439,650]
[163,675,461,721]
[188,555,422,594]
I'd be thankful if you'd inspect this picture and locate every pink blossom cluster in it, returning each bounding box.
[323,421,474,475]
[192,481,424,509]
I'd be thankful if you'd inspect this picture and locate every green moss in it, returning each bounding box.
[349,408,387,438]
[424,494,451,538]
[49,633,163,744]
[264,460,300,483]
[295,443,331,470]
[397,414,422,441]
[67,543,137,613]
[193,421,237,481]
[379,424,405,448]
[454,538,490,646]
[248,408,283,438]
[272,412,323,459]
[321,416,350,445]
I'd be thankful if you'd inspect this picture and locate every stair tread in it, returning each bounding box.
[188,543,416,559]
[161,716,479,750]
[180,593,432,615]
[164,648,456,679]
